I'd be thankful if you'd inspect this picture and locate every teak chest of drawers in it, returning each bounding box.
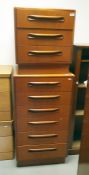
[14,8,75,166]
[15,8,75,66]
[14,72,75,166]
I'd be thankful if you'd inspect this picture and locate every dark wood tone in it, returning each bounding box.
[77,71,89,175]
[16,29,73,46]
[15,8,75,29]
[78,74,89,162]
[70,45,89,154]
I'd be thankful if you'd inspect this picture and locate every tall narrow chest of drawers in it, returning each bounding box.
[14,8,75,166]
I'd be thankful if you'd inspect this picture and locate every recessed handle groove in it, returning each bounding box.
[28,82,60,86]
[28,134,58,138]
[28,95,60,99]
[27,15,64,21]
[28,108,59,112]
[27,33,64,39]
[28,147,57,152]
[28,121,59,125]
[28,50,62,56]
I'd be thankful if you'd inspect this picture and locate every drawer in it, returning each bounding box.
[14,76,74,94]
[0,152,13,160]
[15,8,75,29]
[17,144,67,162]
[0,121,13,137]
[16,29,73,46]
[0,112,11,121]
[15,92,72,107]
[16,120,69,134]
[16,105,71,132]
[16,45,72,64]
[0,92,10,111]
[16,130,68,146]
[0,78,10,92]
[0,136,13,152]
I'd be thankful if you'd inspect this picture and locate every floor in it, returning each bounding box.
[0,155,79,175]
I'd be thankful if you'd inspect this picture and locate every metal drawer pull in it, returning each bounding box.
[27,33,64,39]
[28,147,57,152]
[28,108,59,112]
[28,95,60,99]
[27,15,64,21]
[28,134,58,138]
[28,82,60,86]
[28,50,62,56]
[28,121,59,125]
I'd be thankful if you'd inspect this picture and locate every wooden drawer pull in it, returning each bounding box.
[27,15,64,21]
[28,134,58,138]
[28,121,59,125]
[27,33,64,39]
[28,95,60,99]
[28,50,62,56]
[28,147,57,152]
[28,82,60,86]
[28,108,59,112]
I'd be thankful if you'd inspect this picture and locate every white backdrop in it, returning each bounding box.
[0,0,89,65]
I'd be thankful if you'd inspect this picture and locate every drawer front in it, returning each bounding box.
[0,78,10,92]
[0,136,13,152]
[16,106,70,132]
[16,105,71,132]
[15,92,72,107]
[17,143,67,162]
[14,76,74,93]
[0,112,11,121]
[16,29,73,46]
[0,92,10,111]
[16,46,72,64]
[16,130,68,146]
[16,120,69,134]
[0,122,12,137]
[15,8,75,29]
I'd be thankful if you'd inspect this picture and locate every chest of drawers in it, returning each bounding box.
[0,66,14,160]
[14,71,74,165]
[15,8,75,66]
[14,8,75,166]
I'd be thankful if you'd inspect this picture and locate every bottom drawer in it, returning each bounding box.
[0,152,13,160]
[17,143,67,162]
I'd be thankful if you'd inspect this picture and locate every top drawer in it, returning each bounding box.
[15,8,75,29]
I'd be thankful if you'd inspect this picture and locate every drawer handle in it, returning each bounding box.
[28,108,59,112]
[28,95,60,99]
[28,134,58,138]
[28,147,57,152]
[28,50,62,56]
[27,33,64,39]
[27,15,64,22]
[28,121,59,125]
[28,82,60,86]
